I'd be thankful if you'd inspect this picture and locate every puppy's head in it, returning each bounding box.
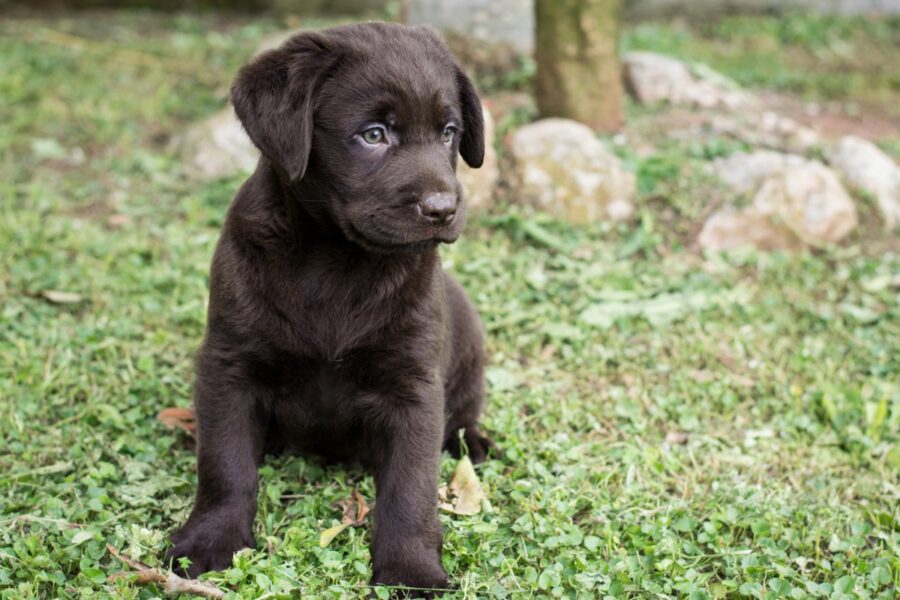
[232,23,484,252]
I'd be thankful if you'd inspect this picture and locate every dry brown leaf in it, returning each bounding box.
[439,456,486,515]
[572,246,593,260]
[107,544,224,599]
[319,489,371,547]
[717,347,738,370]
[689,369,715,383]
[106,214,132,229]
[338,488,371,526]
[732,374,756,387]
[157,407,196,437]
[665,431,689,445]
[41,290,83,304]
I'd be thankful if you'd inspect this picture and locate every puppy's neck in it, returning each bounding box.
[263,163,337,239]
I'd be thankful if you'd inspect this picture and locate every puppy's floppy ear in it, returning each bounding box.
[231,32,334,183]
[456,67,485,169]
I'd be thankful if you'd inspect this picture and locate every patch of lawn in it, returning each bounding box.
[1,10,898,600]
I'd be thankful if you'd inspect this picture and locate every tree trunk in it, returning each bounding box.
[535,0,624,132]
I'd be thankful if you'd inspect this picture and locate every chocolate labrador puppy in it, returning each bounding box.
[165,22,493,593]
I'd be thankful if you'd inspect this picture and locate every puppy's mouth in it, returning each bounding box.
[344,221,452,254]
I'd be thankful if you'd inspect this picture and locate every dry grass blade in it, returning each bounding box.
[40,290,83,304]
[318,522,350,548]
[106,544,224,599]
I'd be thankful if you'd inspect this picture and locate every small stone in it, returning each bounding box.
[508,118,635,223]
[753,162,858,247]
[712,112,820,154]
[828,135,900,228]
[457,106,499,212]
[606,198,635,221]
[713,151,812,195]
[664,431,689,445]
[759,111,820,151]
[698,206,803,253]
[701,161,858,251]
[106,214,132,229]
[172,107,259,181]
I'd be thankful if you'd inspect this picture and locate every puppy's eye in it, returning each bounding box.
[442,126,457,145]
[361,127,386,145]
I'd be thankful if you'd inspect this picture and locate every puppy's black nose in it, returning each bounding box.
[418,193,457,225]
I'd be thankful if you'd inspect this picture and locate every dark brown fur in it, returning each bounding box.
[165,22,492,594]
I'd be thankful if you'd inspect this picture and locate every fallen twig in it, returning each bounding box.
[106,544,225,599]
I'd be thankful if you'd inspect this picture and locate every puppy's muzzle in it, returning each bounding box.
[418,192,458,226]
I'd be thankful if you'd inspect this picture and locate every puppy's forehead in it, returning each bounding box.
[318,25,460,125]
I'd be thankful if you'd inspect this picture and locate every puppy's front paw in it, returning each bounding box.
[165,524,255,578]
[372,561,451,598]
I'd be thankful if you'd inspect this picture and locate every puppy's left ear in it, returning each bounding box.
[456,68,485,169]
[231,32,334,183]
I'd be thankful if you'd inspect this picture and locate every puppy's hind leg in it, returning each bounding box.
[442,278,495,465]
[444,424,495,465]
[442,360,495,465]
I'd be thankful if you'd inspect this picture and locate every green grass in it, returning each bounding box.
[1,10,899,600]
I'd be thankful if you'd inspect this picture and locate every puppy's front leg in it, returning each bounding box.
[370,392,448,595]
[166,369,267,578]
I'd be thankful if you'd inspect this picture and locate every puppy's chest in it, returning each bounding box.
[276,282,397,357]
[267,258,428,359]
[268,352,420,461]
[265,359,367,458]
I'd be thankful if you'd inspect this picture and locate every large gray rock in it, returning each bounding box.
[713,150,814,195]
[173,107,259,181]
[698,208,804,252]
[508,119,635,223]
[753,162,858,246]
[405,0,534,53]
[623,52,753,110]
[701,161,858,251]
[711,111,821,154]
[457,107,498,212]
[828,135,900,228]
